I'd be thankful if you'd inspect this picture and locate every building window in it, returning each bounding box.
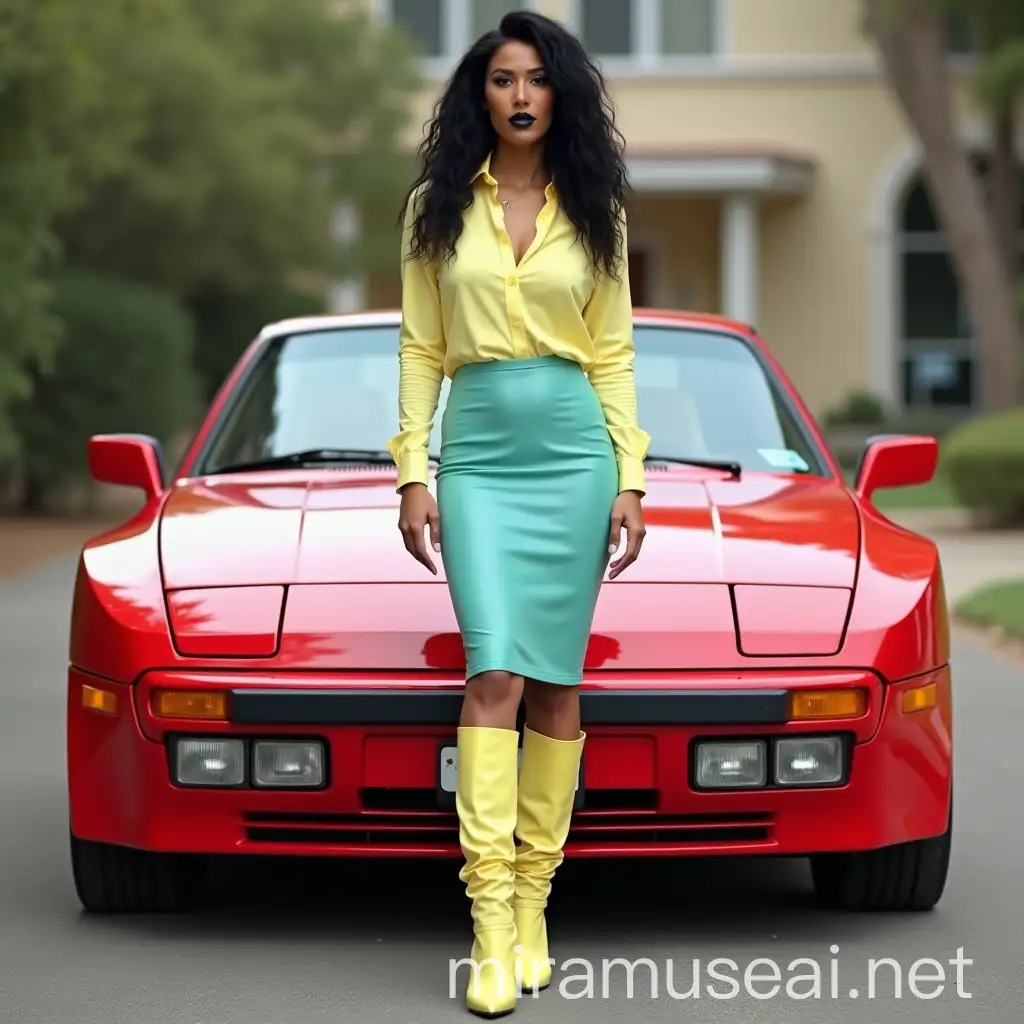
[579,0,634,56]
[898,158,1023,410]
[382,0,536,61]
[660,0,717,54]
[471,0,526,39]
[390,0,444,57]
[576,0,719,61]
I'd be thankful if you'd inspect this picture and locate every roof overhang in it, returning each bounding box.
[627,148,815,196]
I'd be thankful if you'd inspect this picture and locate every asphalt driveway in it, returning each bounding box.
[1,554,1021,1023]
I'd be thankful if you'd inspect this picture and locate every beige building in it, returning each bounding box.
[348,0,1008,422]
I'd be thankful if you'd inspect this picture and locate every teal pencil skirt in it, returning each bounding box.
[436,355,619,685]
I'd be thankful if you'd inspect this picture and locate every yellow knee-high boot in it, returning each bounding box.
[512,726,585,993]
[456,726,520,1017]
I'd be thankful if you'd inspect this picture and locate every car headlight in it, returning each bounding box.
[174,738,246,786]
[694,740,767,788]
[171,737,327,788]
[252,740,325,788]
[774,736,844,785]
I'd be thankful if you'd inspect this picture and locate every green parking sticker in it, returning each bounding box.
[758,448,810,472]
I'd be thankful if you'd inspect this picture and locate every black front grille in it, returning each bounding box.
[358,787,659,812]
[241,809,774,847]
[245,826,456,846]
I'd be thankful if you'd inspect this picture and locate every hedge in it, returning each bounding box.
[12,269,201,507]
[940,407,1024,527]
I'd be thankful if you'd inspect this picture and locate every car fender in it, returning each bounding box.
[843,504,949,683]
[69,507,176,683]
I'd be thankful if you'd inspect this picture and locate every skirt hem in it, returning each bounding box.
[464,658,583,687]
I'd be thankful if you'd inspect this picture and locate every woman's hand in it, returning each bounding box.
[398,483,441,575]
[607,490,645,579]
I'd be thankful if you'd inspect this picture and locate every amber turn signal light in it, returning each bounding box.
[151,690,228,720]
[901,681,937,714]
[82,684,117,716]
[789,689,866,720]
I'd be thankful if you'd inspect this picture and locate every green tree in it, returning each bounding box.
[861,0,1022,409]
[963,0,1024,284]
[56,0,420,298]
[0,0,162,463]
[50,0,420,399]
[11,270,200,509]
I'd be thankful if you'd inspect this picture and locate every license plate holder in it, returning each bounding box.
[436,738,584,810]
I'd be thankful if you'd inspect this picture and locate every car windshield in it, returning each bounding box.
[194,323,825,477]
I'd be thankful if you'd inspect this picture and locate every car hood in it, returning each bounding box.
[155,468,866,669]
[159,467,860,589]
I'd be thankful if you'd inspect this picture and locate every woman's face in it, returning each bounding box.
[483,40,553,149]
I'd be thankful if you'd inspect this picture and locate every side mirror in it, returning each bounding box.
[854,434,938,502]
[87,433,165,502]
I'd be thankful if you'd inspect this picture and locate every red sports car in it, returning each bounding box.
[67,309,953,915]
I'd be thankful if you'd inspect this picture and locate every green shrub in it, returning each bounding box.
[940,407,1024,527]
[11,269,201,506]
[822,390,888,427]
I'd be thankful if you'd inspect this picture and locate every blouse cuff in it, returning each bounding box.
[617,455,647,496]
[393,449,431,492]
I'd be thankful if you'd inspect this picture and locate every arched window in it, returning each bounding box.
[898,156,1022,410]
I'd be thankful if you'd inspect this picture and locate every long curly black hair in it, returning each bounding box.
[400,10,630,280]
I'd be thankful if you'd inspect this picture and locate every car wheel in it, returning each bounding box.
[70,832,208,913]
[809,805,951,912]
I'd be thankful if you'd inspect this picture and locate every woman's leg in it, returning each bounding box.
[522,678,580,740]
[460,671,523,729]
[456,670,523,1017]
[512,679,586,993]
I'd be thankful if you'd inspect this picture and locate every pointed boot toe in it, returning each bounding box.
[465,930,519,1017]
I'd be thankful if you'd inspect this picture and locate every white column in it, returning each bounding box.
[868,218,900,409]
[720,193,758,326]
[328,201,366,314]
[635,0,660,69]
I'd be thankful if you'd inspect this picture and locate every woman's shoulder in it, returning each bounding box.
[403,182,427,220]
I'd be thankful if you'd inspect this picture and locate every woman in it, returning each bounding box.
[387,9,650,1017]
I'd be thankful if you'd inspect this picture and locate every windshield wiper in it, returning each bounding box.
[644,454,742,479]
[211,448,400,474]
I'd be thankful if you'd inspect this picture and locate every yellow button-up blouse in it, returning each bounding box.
[387,155,651,493]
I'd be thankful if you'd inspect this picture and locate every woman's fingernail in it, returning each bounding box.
[433,543,441,552]
[608,544,616,553]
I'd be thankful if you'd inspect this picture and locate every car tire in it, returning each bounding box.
[70,832,208,913]
[809,801,952,912]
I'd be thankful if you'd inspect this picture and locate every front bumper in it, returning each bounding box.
[67,666,951,858]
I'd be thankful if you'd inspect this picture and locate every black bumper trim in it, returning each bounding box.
[227,688,791,726]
